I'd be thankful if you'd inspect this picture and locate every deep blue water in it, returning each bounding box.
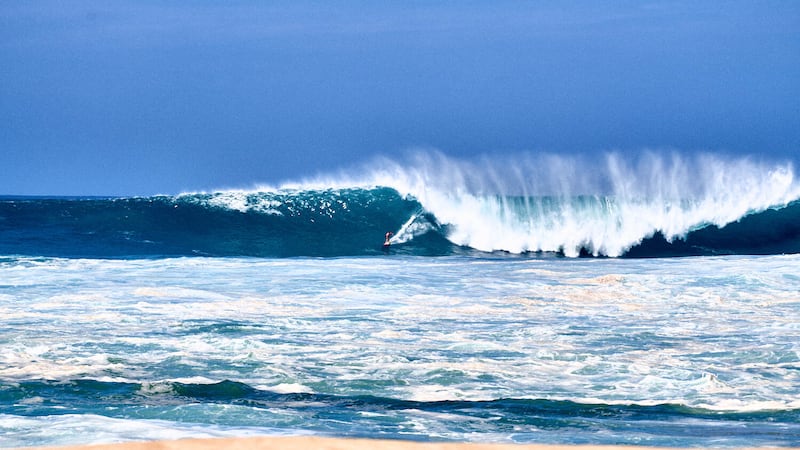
[1,190,798,258]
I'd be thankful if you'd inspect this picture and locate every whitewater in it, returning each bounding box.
[1,151,799,447]
[289,151,800,257]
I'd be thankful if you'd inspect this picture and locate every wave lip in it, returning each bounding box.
[355,151,800,257]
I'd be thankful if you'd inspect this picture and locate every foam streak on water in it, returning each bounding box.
[1,255,799,447]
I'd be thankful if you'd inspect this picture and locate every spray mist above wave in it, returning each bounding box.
[294,150,799,257]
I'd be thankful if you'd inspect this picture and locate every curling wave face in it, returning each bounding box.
[1,152,798,258]
[354,151,800,257]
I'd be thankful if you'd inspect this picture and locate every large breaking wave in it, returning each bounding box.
[1,151,798,258]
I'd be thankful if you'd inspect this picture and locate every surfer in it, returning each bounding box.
[383,231,393,247]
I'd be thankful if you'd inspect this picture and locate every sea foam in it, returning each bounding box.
[341,150,800,256]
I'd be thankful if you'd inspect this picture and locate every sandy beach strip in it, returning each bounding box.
[24,436,785,450]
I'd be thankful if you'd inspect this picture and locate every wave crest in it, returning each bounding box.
[2,150,798,258]
[347,151,799,256]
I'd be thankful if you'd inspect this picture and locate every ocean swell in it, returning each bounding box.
[1,151,798,258]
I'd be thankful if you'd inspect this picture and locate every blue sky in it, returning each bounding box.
[2,1,798,195]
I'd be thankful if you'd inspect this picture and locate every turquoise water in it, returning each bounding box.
[2,191,799,258]
[1,254,799,447]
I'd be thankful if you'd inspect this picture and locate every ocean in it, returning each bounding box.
[1,152,799,447]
